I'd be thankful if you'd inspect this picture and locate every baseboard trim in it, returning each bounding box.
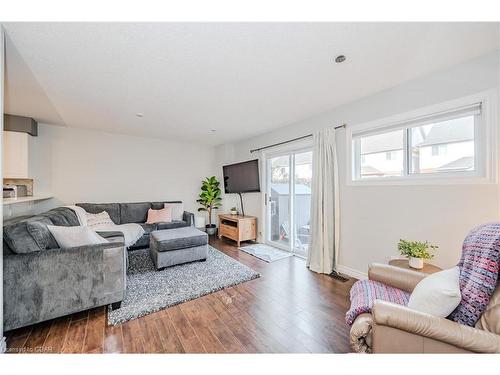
[337,265,367,280]
[0,336,6,354]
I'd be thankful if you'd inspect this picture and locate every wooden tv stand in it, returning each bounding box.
[218,214,257,247]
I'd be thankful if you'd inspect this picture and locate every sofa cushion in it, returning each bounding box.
[157,221,188,230]
[3,208,80,254]
[27,218,59,250]
[4,215,51,254]
[150,227,208,252]
[120,202,152,224]
[41,207,80,226]
[76,203,121,224]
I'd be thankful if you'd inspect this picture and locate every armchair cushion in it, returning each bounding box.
[373,300,500,353]
[408,266,461,317]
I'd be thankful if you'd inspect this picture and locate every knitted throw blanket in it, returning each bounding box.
[345,279,410,325]
[449,223,500,326]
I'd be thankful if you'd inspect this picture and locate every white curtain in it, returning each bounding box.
[307,127,340,274]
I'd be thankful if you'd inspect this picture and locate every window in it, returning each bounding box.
[349,95,494,184]
[431,144,447,156]
[358,129,404,178]
[411,117,473,174]
[385,151,397,160]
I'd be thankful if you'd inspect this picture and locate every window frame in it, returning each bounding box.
[346,91,497,186]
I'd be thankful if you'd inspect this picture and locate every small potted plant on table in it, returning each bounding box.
[230,206,238,215]
[397,239,438,269]
[197,176,222,236]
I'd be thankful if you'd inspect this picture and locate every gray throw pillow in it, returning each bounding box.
[27,219,59,250]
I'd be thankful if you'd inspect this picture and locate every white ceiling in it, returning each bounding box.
[3,22,500,146]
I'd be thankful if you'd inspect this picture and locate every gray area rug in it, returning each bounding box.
[239,243,293,263]
[108,245,260,325]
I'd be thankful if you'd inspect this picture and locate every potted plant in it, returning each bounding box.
[398,239,438,269]
[230,206,238,215]
[196,176,222,236]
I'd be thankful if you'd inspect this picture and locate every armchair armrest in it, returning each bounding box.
[368,263,427,293]
[372,300,500,353]
[183,211,195,227]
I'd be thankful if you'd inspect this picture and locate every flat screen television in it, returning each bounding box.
[223,159,260,194]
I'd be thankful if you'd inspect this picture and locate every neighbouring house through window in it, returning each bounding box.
[348,93,495,184]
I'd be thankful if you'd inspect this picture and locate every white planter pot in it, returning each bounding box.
[409,257,424,269]
[231,210,238,215]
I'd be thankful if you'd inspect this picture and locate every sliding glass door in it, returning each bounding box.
[266,149,312,257]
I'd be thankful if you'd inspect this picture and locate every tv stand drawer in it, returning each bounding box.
[220,223,238,239]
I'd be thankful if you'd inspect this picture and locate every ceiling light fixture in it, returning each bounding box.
[335,55,346,63]
[210,129,217,133]
[136,113,144,118]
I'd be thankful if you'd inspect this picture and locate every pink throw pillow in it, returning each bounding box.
[146,207,172,224]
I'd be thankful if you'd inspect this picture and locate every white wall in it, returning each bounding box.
[216,51,500,277]
[6,124,217,219]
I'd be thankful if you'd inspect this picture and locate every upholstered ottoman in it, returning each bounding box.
[149,227,208,269]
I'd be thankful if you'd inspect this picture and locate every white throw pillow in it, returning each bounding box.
[408,266,462,317]
[47,225,108,249]
[164,202,184,221]
[86,211,115,228]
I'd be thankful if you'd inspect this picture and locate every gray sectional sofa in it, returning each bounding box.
[76,201,195,248]
[3,201,194,331]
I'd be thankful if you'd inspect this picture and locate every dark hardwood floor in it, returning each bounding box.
[5,237,355,353]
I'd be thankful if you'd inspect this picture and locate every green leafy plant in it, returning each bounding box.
[398,239,438,260]
[196,176,222,226]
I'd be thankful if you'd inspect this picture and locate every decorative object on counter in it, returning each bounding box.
[3,184,17,198]
[196,176,222,236]
[397,239,438,269]
[3,178,33,196]
[230,206,238,215]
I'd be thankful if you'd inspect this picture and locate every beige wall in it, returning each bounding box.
[216,51,500,278]
[6,124,217,219]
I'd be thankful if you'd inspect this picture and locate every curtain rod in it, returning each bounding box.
[249,123,346,153]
